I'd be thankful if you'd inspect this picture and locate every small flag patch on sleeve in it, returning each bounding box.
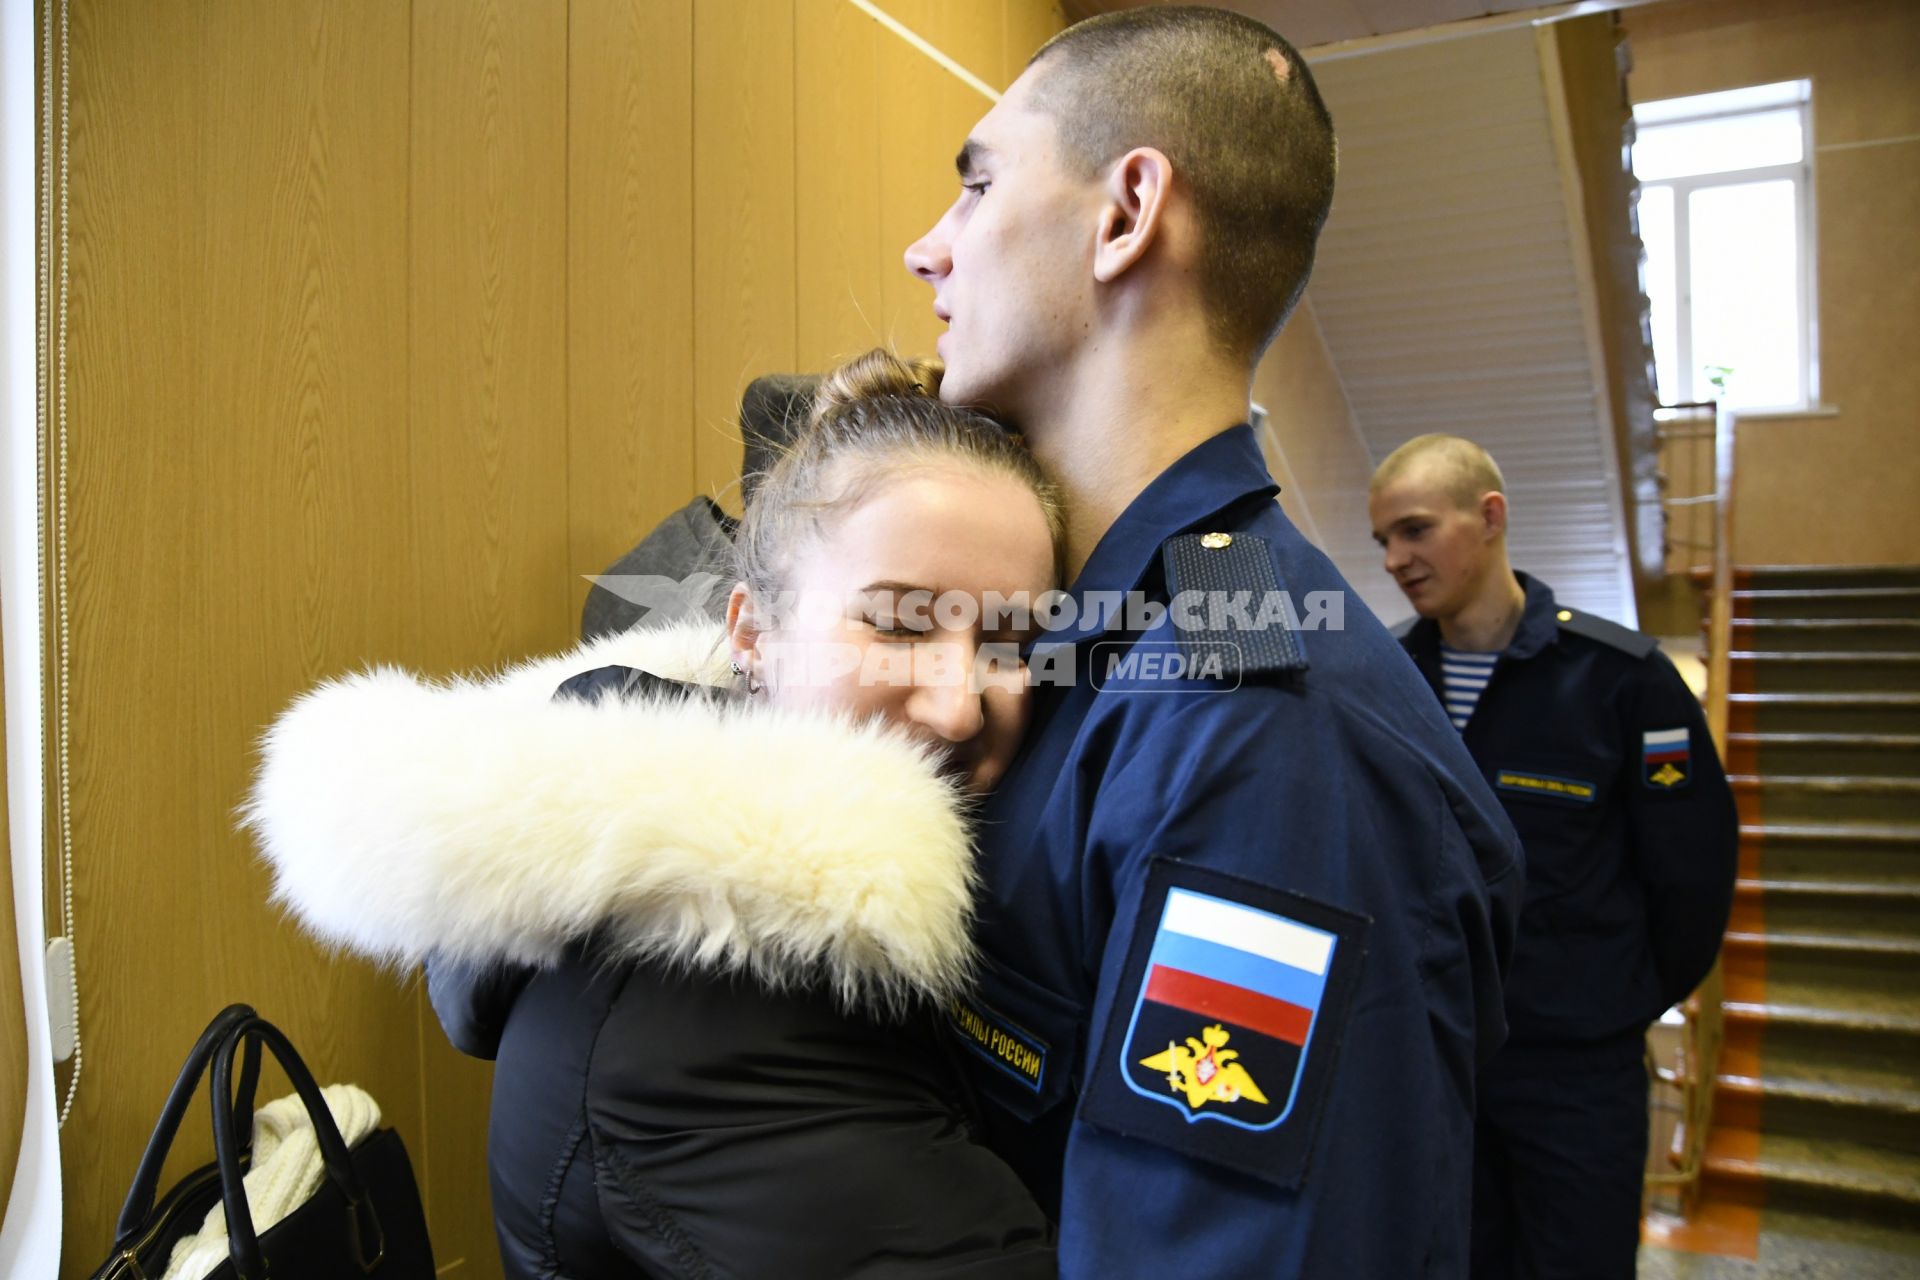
[1643,727,1692,789]
[1080,859,1368,1189]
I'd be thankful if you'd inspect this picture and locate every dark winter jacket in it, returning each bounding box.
[247,620,1055,1279]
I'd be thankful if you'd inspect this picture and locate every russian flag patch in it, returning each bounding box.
[1081,860,1368,1188]
[1643,727,1692,789]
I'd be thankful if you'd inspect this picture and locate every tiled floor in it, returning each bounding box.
[1639,1210,1920,1279]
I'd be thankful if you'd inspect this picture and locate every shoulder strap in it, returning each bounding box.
[1161,531,1309,680]
[1557,607,1659,659]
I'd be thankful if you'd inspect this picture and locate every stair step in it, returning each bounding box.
[1724,997,1920,1038]
[1728,692,1920,735]
[1730,732,1920,749]
[1748,823,1920,884]
[1730,652,1920,695]
[1718,1073,1920,1118]
[1745,822,1920,846]
[1724,1015,1920,1096]
[1734,585,1920,619]
[1732,651,1920,662]
[1738,877,1920,902]
[1732,775,1920,793]
[1724,930,1920,959]
[1729,618,1920,655]
[1704,1129,1920,1214]
[1724,564,1920,592]
[1728,732,1920,778]
[1741,895,1920,937]
[1732,774,1920,823]
[1715,1073,1920,1154]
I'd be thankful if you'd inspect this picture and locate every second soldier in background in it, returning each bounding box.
[1370,434,1739,1280]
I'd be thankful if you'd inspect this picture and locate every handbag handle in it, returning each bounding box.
[111,1003,265,1248]
[209,1013,382,1280]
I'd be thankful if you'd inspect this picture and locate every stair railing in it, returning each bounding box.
[1645,399,1738,1214]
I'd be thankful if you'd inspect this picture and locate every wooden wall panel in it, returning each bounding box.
[796,1,886,370]
[38,4,1071,1275]
[692,0,797,510]
[409,6,568,1268]
[568,0,696,626]
[1003,0,1069,86]
[55,1,420,1272]
[409,0,571,670]
[876,2,1011,362]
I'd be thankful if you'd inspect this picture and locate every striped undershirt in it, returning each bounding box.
[1438,644,1500,731]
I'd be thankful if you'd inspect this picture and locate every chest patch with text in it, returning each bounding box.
[1497,769,1598,804]
[947,993,1048,1092]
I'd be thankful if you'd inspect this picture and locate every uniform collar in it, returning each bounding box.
[1070,422,1277,608]
[1403,571,1560,662]
[1504,571,1561,660]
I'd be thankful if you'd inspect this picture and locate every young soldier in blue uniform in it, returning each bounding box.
[904,10,1523,1275]
[1367,434,1738,1280]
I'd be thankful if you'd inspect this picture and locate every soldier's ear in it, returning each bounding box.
[1480,491,1509,540]
[1093,147,1172,284]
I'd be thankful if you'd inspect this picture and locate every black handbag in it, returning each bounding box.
[91,1004,435,1280]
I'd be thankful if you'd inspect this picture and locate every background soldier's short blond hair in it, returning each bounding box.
[1369,435,1507,511]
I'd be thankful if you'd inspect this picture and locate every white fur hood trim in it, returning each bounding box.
[243,619,977,1008]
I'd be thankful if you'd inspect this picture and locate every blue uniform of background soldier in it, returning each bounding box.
[1370,435,1738,1280]
[905,10,1524,1276]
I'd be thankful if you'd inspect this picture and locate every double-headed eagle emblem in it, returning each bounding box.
[1139,1023,1269,1111]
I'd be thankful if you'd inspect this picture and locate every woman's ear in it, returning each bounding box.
[1093,147,1173,284]
[726,582,762,678]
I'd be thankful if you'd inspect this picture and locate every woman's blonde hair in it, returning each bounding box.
[734,348,1066,606]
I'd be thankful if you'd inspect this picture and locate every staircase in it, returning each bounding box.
[1705,564,1920,1223]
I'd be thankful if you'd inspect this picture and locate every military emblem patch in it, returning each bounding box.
[1080,860,1368,1189]
[1643,728,1692,789]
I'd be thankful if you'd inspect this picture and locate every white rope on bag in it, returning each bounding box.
[158,1085,384,1280]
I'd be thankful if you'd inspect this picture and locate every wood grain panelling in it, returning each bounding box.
[692,0,797,509]
[1002,0,1068,88]
[410,0,570,670]
[409,7,567,1264]
[43,3,1067,1275]
[796,1,886,370]
[877,2,1014,361]
[56,1,423,1273]
[568,0,695,628]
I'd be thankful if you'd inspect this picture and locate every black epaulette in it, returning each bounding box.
[1160,531,1309,680]
[1556,606,1659,659]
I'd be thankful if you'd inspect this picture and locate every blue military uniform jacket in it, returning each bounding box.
[955,425,1523,1278]
[1396,572,1738,1048]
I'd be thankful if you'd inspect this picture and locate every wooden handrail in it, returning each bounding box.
[1643,401,1736,1218]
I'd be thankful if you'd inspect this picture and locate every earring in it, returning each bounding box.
[731,660,764,695]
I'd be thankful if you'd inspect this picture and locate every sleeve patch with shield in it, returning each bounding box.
[1080,860,1368,1189]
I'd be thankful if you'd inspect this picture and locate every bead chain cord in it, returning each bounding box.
[37,0,80,1130]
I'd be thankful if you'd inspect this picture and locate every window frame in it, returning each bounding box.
[1633,85,1820,411]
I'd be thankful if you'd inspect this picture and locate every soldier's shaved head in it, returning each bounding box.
[1370,435,1507,512]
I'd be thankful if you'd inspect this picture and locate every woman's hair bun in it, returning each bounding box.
[807,349,946,428]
